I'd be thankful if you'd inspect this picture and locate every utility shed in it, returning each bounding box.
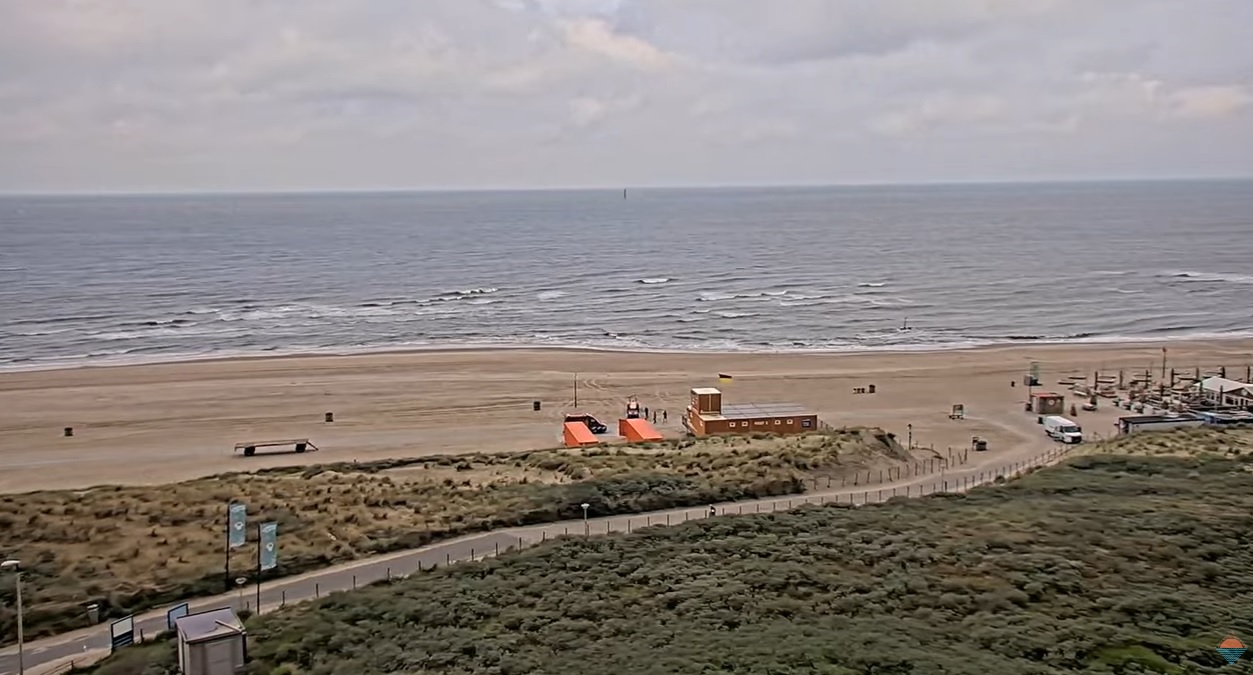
[175,608,246,675]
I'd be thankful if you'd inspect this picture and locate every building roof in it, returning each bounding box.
[176,608,244,644]
[691,387,722,396]
[1197,410,1253,422]
[700,402,813,420]
[1119,414,1202,424]
[1200,377,1253,394]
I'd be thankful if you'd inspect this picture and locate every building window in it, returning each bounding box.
[786,419,793,425]
[774,419,781,425]
[728,422,737,428]
[802,419,812,428]
[755,420,765,425]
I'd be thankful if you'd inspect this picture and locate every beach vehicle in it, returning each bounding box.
[1043,416,1083,444]
[625,396,641,419]
[563,413,608,434]
[971,436,988,452]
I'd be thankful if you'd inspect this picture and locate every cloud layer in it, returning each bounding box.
[1,0,1250,191]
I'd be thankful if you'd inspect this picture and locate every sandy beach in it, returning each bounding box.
[2,340,1251,493]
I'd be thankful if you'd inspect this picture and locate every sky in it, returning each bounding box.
[1,0,1251,193]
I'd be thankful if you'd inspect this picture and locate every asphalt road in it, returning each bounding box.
[1,416,1071,675]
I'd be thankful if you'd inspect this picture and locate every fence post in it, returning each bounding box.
[352,575,357,589]
[315,583,319,598]
[628,519,632,533]
[667,514,671,525]
[446,553,451,565]
[739,505,743,514]
[418,560,423,571]
[495,542,499,556]
[542,531,546,542]
[281,590,286,607]
[878,489,882,501]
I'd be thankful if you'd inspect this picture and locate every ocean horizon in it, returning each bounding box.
[3,179,1252,372]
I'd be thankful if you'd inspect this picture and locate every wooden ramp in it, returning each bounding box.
[234,438,319,457]
[619,417,663,442]
[563,422,599,448]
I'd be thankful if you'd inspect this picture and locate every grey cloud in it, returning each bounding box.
[0,0,1250,192]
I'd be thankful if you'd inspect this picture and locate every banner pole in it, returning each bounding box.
[224,504,232,593]
[255,522,262,613]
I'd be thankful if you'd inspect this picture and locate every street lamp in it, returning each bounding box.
[1,559,22,675]
[580,503,590,536]
[907,424,913,450]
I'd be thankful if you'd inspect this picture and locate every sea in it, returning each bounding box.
[2,180,1251,371]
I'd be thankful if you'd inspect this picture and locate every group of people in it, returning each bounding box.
[640,405,668,424]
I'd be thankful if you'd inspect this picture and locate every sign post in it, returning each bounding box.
[225,503,247,592]
[165,603,189,631]
[256,522,278,612]
[109,616,135,652]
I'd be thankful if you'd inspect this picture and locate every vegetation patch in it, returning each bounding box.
[0,428,905,643]
[83,448,1253,674]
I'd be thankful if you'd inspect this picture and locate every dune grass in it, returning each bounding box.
[0,427,909,643]
[78,427,1253,675]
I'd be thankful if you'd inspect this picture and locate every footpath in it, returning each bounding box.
[1,423,1071,675]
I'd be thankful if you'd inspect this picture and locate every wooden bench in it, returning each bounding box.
[234,438,319,457]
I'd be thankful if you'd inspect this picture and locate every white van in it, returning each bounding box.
[1044,416,1083,444]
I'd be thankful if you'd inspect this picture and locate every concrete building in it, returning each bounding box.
[1199,377,1253,409]
[175,608,246,675]
[684,387,818,437]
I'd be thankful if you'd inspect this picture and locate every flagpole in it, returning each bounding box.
[224,504,232,593]
[255,523,262,613]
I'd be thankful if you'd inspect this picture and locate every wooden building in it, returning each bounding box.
[1199,377,1253,410]
[684,387,818,437]
[1029,391,1065,415]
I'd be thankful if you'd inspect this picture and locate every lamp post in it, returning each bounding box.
[1,560,22,675]
[907,424,913,450]
[581,503,590,536]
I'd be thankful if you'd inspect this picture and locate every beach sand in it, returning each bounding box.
[2,340,1251,493]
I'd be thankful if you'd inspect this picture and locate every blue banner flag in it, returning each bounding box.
[259,521,278,571]
[227,503,247,549]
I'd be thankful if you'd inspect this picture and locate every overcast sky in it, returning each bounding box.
[2,0,1251,193]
